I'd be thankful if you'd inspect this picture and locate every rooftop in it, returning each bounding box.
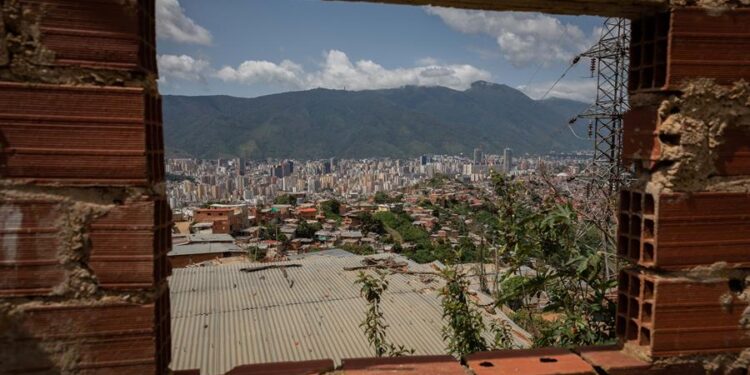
[168,252,531,375]
[168,241,244,257]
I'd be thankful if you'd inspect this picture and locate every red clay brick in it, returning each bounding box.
[227,359,335,375]
[622,106,661,167]
[629,8,750,92]
[617,189,750,269]
[20,0,157,73]
[0,82,163,186]
[622,106,750,175]
[616,269,750,357]
[3,296,170,374]
[90,197,171,288]
[0,196,171,295]
[467,348,596,375]
[342,355,465,374]
[0,199,65,296]
[577,345,651,375]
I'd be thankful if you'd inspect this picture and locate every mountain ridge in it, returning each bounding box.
[163,81,590,159]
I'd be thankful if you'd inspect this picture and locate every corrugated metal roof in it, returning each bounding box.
[169,253,531,375]
[168,242,244,257]
[188,233,235,243]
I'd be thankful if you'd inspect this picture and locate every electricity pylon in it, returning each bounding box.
[576,18,630,194]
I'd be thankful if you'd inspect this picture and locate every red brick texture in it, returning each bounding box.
[21,0,157,73]
[227,359,335,375]
[0,196,171,296]
[467,348,597,375]
[342,356,465,374]
[617,6,750,365]
[3,294,170,374]
[617,189,750,269]
[622,105,750,175]
[89,197,172,289]
[628,8,750,93]
[0,82,164,185]
[616,269,750,357]
[0,1,169,374]
[0,198,65,296]
[577,345,652,375]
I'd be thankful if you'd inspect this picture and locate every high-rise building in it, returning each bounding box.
[323,160,332,174]
[237,157,246,176]
[282,160,294,177]
[503,148,513,173]
[271,165,283,178]
[473,148,483,165]
[420,155,430,166]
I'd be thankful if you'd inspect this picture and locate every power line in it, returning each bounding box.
[539,56,581,101]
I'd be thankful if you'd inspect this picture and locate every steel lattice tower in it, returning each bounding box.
[577,18,630,194]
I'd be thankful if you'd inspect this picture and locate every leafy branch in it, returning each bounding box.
[356,271,415,357]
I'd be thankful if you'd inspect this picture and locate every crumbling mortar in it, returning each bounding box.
[0,185,166,300]
[52,200,110,298]
[0,179,168,197]
[0,182,166,202]
[645,79,750,194]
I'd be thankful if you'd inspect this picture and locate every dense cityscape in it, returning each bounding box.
[166,150,593,208]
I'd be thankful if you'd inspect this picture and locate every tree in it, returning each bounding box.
[373,192,390,204]
[247,246,266,262]
[259,224,287,242]
[295,221,321,239]
[357,212,385,235]
[439,267,487,361]
[320,199,341,219]
[490,173,617,347]
[273,194,296,205]
[340,243,376,256]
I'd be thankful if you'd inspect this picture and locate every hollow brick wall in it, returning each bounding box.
[617,5,750,363]
[0,0,171,374]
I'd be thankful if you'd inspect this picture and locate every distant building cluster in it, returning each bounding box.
[164,150,592,270]
[166,151,591,209]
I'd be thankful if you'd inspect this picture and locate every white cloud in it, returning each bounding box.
[156,0,212,45]
[157,54,210,82]
[516,79,597,102]
[216,59,305,87]
[426,7,597,67]
[216,50,491,91]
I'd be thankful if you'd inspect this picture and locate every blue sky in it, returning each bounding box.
[156,0,605,102]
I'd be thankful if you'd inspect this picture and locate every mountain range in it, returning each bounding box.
[163,81,590,160]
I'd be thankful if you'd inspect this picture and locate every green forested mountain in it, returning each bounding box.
[163,81,590,159]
